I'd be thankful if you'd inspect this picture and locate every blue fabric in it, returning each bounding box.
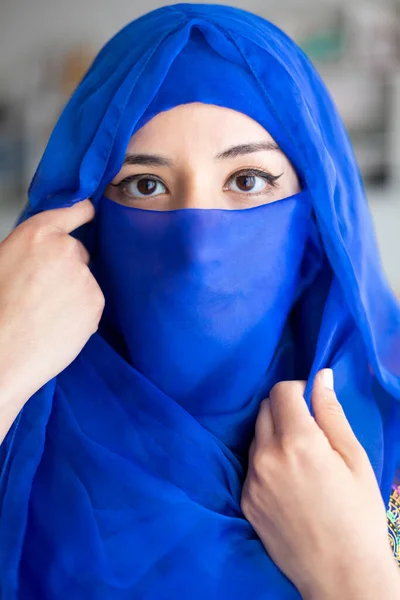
[1,4,400,598]
[92,191,312,456]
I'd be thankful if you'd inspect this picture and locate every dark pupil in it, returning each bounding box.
[137,178,157,195]
[236,175,255,191]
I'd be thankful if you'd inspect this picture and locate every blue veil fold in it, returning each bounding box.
[1,4,400,598]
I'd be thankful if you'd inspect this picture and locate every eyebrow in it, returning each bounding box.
[122,154,174,167]
[216,141,282,159]
[122,141,282,168]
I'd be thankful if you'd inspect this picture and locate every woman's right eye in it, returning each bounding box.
[115,175,168,199]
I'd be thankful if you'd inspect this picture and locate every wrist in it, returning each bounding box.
[0,369,35,444]
[0,346,38,408]
[300,554,400,600]
[0,374,32,411]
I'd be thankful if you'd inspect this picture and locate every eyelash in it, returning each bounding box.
[111,168,283,200]
[225,168,283,194]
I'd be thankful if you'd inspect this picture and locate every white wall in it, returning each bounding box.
[367,190,400,293]
[0,0,240,89]
[0,0,389,87]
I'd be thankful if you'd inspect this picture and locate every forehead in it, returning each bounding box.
[126,103,276,151]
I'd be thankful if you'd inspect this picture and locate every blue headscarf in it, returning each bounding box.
[1,4,400,598]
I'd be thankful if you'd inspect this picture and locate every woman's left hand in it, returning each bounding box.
[241,369,400,600]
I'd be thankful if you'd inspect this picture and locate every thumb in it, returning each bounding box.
[33,198,95,234]
[311,369,364,469]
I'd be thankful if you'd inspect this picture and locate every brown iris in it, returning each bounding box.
[235,175,257,191]
[137,178,157,195]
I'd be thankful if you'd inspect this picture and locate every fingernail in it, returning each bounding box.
[321,368,334,390]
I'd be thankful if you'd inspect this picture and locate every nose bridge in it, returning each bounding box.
[180,190,217,210]
[177,166,219,209]
[177,154,226,208]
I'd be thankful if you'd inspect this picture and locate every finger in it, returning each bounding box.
[247,437,256,463]
[33,199,95,234]
[311,369,364,468]
[72,238,90,265]
[269,380,314,436]
[253,398,275,446]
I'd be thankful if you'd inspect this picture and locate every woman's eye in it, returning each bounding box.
[226,170,282,194]
[117,176,167,199]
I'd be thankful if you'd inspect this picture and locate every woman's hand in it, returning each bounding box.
[0,200,104,423]
[241,370,400,600]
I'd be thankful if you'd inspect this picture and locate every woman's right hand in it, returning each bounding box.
[0,199,104,415]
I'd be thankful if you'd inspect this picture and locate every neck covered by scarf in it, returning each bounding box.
[1,4,400,599]
[92,191,312,454]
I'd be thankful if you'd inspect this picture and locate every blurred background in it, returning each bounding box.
[0,0,399,291]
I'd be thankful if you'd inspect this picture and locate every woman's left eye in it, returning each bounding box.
[225,169,282,194]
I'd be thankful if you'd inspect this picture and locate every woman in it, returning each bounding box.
[0,3,400,598]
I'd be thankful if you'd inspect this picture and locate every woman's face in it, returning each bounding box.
[105,102,300,210]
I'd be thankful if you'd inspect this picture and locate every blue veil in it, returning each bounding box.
[1,4,400,598]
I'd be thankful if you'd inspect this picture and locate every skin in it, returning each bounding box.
[0,103,398,597]
[241,372,400,599]
[0,200,103,442]
[104,103,300,209]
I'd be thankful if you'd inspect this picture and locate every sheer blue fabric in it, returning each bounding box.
[91,191,312,456]
[1,4,400,598]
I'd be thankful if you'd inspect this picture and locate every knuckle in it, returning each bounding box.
[240,493,253,519]
[78,275,105,328]
[251,447,270,478]
[75,238,90,260]
[88,312,102,334]
[77,263,90,278]
[95,293,105,314]
[25,223,47,246]
[280,432,313,461]
[91,288,105,319]
[93,284,105,306]
[258,397,270,416]
[90,321,100,335]
[240,480,257,516]
[59,235,79,257]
